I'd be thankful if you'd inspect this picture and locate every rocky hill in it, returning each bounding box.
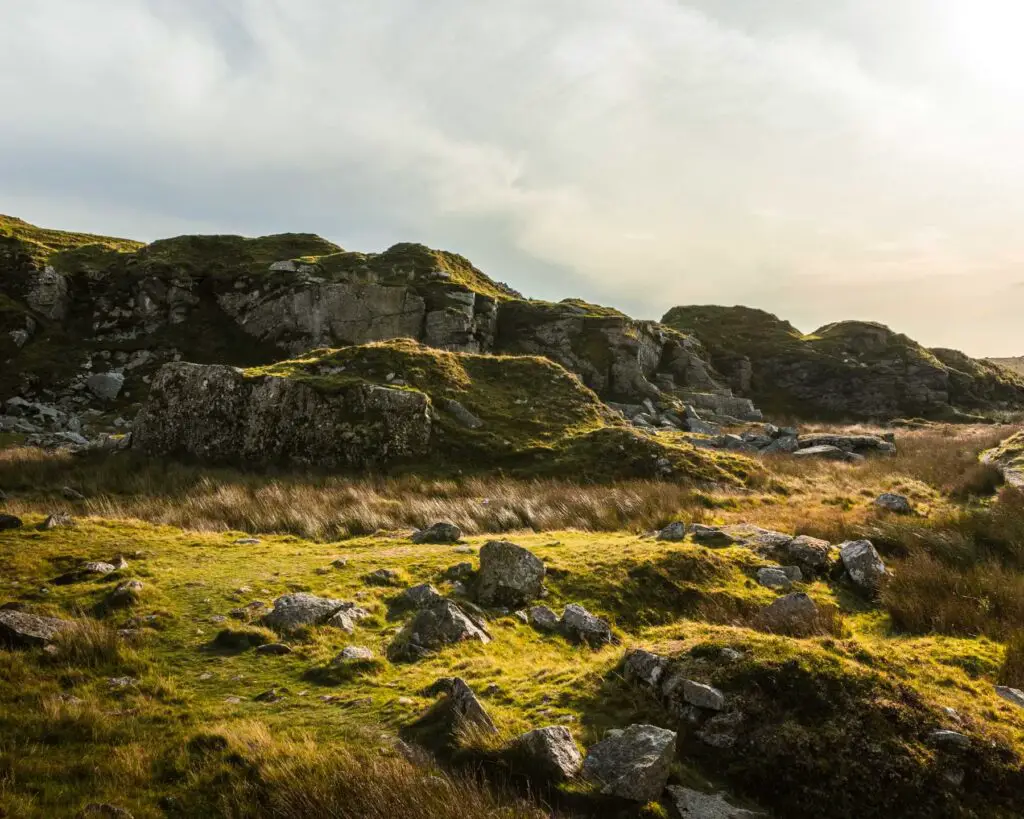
[989,356,1024,376]
[662,305,1024,419]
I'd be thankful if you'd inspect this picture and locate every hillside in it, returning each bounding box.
[990,357,1024,376]
[662,305,1024,419]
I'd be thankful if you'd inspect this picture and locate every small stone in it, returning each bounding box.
[513,610,529,624]
[108,676,138,688]
[756,567,793,592]
[720,648,744,662]
[411,521,462,544]
[528,605,560,632]
[336,645,374,661]
[108,579,144,606]
[76,804,134,819]
[875,492,913,514]
[254,643,293,656]
[0,610,72,647]
[331,558,348,568]
[656,521,687,542]
[929,730,970,749]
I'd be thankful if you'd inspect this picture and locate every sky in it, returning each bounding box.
[3,1,1024,355]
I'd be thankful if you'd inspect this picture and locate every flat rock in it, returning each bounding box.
[476,540,545,607]
[690,524,737,546]
[930,730,971,749]
[667,786,764,818]
[793,444,863,463]
[254,643,293,656]
[0,610,72,647]
[262,593,349,632]
[582,723,677,802]
[514,725,583,781]
[411,521,462,544]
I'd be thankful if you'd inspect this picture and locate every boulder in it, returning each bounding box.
[324,603,370,633]
[667,786,765,818]
[399,583,444,609]
[411,521,462,544]
[690,524,737,546]
[754,593,822,637]
[0,610,72,647]
[623,649,669,688]
[262,593,350,633]
[560,604,613,648]
[756,567,792,591]
[387,600,491,661]
[0,514,22,530]
[422,676,496,733]
[780,535,835,576]
[513,725,583,781]
[40,513,74,530]
[364,568,402,586]
[62,486,86,501]
[335,645,374,662]
[656,521,688,542]
[475,540,545,607]
[681,679,726,711]
[86,372,125,401]
[875,493,913,514]
[582,724,677,802]
[528,605,560,632]
[108,580,144,607]
[839,540,887,592]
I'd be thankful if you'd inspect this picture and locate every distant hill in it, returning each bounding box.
[988,357,1024,376]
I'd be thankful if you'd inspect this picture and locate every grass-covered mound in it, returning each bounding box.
[662,306,1024,418]
[982,431,1024,488]
[244,339,759,484]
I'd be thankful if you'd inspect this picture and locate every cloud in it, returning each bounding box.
[1,0,1023,354]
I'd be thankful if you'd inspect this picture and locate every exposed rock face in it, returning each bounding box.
[132,362,431,468]
[513,725,583,781]
[663,306,1024,418]
[0,610,72,647]
[582,723,677,802]
[475,540,546,607]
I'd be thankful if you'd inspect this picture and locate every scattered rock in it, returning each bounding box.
[335,646,374,662]
[582,724,677,802]
[422,676,496,733]
[39,513,74,530]
[755,567,793,591]
[442,562,474,581]
[108,579,144,607]
[324,603,371,633]
[400,583,444,609]
[528,605,560,632]
[254,643,293,656]
[0,514,23,530]
[754,592,822,637]
[411,521,462,544]
[513,725,583,781]
[623,649,669,688]
[0,610,72,647]
[839,540,887,592]
[475,540,545,607]
[86,372,125,401]
[364,568,402,586]
[929,730,971,749]
[62,486,85,501]
[331,557,348,568]
[387,600,491,661]
[875,492,913,514]
[560,604,613,648]
[690,524,737,546]
[234,537,260,545]
[780,535,835,576]
[682,679,726,711]
[667,786,765,818]
[720,647,744,662]
[995,686,1024,709]
[254,688,284,703]
[262,593,352,632]
[656,521,687,542]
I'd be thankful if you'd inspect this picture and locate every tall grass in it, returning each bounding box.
[999,632,1024,688]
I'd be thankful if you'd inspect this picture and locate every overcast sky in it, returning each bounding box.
[3,1,1024,355]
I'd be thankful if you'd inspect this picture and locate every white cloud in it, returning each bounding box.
[1,0,1023,354]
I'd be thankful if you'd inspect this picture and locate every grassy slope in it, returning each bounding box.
[989,358,1024,376]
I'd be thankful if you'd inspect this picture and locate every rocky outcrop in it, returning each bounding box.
[662,306,1024,419]
[132,362,431,468]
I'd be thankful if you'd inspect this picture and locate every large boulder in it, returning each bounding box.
[840,540,887,592]
[513,725,583,781]
[475,540,545,607]
[582,724,677,802]
[262,593,365,633]
[132,362,431,469]
[0,610,72,647]
[387,600,491,661]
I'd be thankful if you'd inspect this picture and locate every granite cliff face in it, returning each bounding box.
[661,306,1024,419]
